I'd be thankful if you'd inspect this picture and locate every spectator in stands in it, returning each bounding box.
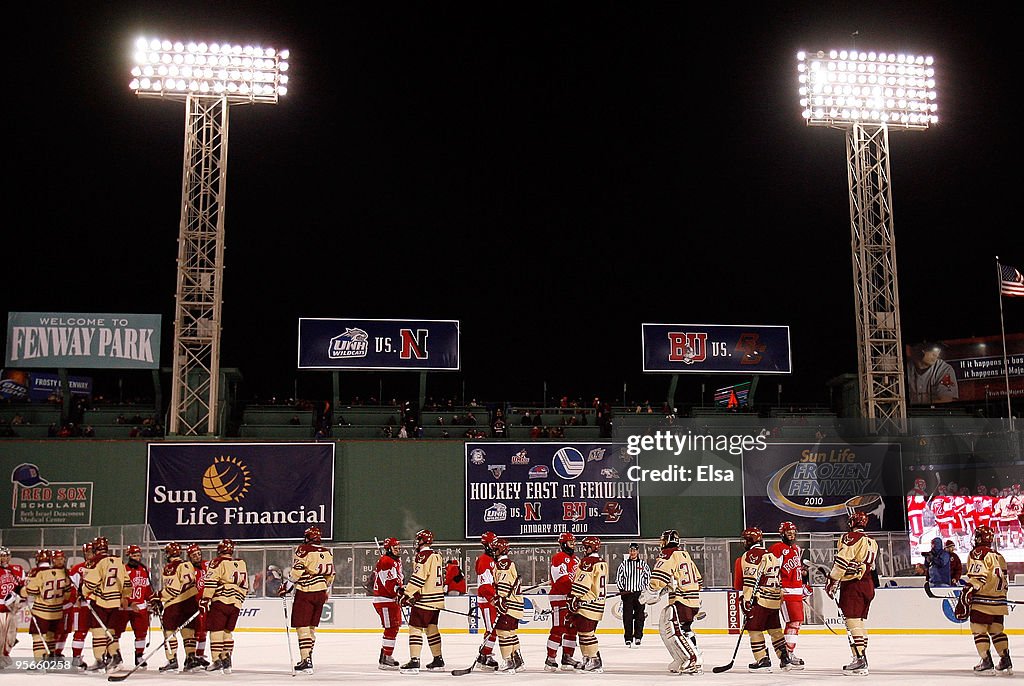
[945,540,962,583]
[466,412,477,425]
[530,424,543,440]
[381,425,393,439]
[925,536,951,585]
[532,410,543,427]
[11,413,26,426]
[397,425,409,439]
[82,424,95,438]
[520,411,532,426]
[492,417,506,439]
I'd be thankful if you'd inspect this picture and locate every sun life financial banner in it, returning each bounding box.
[641,323,792,374]
[741,442,904,532]
[146,443,334,542]
[297,318,460,371]
[5,312,161,369]
[465,442,639,539]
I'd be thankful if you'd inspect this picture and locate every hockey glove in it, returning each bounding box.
[953,585,974,621]
[639,586,662,605]
[148,598,164,616]
[740,597,754,615]
[199,597,211,613]
[824,577,840,599]
[565,596,580,613]
[493,596,508,615]
[277,580,294,597]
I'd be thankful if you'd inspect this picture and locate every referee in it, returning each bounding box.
[615,543,651,647]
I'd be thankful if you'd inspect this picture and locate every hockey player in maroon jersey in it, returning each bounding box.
[0,545,26,669]
[64,542,93,670]
[473,531,500,670]
[769,521,807,669]
[544,532,582,671]
[21,549,70,662]
[567,536,608,673]
[825,511,879,676]
[125,545,154,668]
[957,525,1013,675]
[187,543,211,667]
[281,525,335,675]
[736,528,789,673]
[371,537,404,670]
[399,529,446,674]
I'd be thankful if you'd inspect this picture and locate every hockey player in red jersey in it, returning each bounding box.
[371,537,404,670]
[769,521,807,669]
[0,545,26,669]
[906,477,929,550]
[125,545,154,668]
[187,543,211,668]
[545,532,582,671]
[472,531,501,670]
[65,542,93,670]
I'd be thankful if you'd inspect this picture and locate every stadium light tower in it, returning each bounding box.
[130,38,289,435]
[798,49,938,435]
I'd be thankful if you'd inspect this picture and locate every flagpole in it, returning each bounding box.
[995,257,1014,431]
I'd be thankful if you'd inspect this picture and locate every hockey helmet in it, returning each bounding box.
[660,529,680,548]
[304,525,323,544]
[415,529,434,548]
[974,525,995,547]
[581,536,601,554]
[557,532,576,552]
[35,549,51,565]
[0,545,10,561]
[481,531,498,550]
[741,527,763,547]
[848,511,869,530]
[126,544,142,557]
[92,536,110,554]
[217,539,235,556]
[81,542,94,558]
[164,541,183,559]
[50,549,66,566]
[492,538,511,557]
[186,543,203,561]
[381,537,400,552]
[779,521,798,540]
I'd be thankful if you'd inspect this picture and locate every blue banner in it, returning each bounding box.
[741,442,904,532]
[642,323,792,374]
[6,312,161,369]
[298,318,460,370]
[146,443,334,542]
[465,442,639,539]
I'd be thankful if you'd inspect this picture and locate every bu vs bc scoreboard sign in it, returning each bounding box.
[642,323,792,374]
[298,318,460,371]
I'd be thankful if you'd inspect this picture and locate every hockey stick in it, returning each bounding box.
[816,567,858,657]
[107,608,200,682]
[803,594,837,634]
[282,595,296,677]
[712,578,762,674]
[451,625,496,676]
[924,581,1022,605]
[29,614,53,657]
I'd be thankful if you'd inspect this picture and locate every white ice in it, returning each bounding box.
[1,630,1014,685]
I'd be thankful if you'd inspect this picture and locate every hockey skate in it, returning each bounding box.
[87,654,111,672]
[425,655,445,671]
[748,656,772,673]
[379,649,400,671]
[194,654,211,668]
[206,658,224,673]
[996,651,1013,676]
[560,653,582,671]
[106,651,123,672]
[158,656,179,672]
[70,655,86,671]
[399,656,420,674]
[680,655,703,675]
[973,653,994,675]
[135,653,147,669]
[476,653,499,671]
[576,653,603,673]
[499,650,524,674]
[221,656,233,675]
[842,655,869,676]
[182,654,201,673]
[543,656,559,672]
[294,656,314,674]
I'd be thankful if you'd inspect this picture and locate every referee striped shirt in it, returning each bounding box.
[615,556,651,593]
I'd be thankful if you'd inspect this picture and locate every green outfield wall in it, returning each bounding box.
[0,440,743,540]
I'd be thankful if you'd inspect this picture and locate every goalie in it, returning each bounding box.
[639,530,703,675]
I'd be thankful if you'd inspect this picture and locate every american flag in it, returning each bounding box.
[1001,264,1024,297]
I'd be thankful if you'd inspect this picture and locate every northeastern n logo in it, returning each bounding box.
[202,456,252,503]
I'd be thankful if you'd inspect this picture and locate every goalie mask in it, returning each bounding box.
[660,529,680,549]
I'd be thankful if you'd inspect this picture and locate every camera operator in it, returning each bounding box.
[923,537,951,586]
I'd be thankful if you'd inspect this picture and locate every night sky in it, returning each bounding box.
[5,3,1020,408]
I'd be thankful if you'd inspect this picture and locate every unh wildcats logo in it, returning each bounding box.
[328,327,369,359]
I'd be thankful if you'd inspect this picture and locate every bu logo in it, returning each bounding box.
[562,501,586,522]
[399,329,429,360]
[524,502,542,521]
[667,332,707,364]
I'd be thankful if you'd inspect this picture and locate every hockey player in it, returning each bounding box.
[641,529,703,674]
[906,477,928,551]
[544,531,581,671]
[124,545,153,668]
[186,543,211,667]
[21,549,70,663]
[567,535,607,673]
[769,521,807,669]
[48,549,71,659]
[737,527,789,673]
[400,528,446,674]
[491,538,525,673]
[64,542,93,670]
[280,525,335,674]
[81,536,130,672]
[0,545,26,669]
[151,541,200,673]
[972,485,994,533]
[200,539,248,674]
[825,511,879,676]
[472,531,500,671]
[956,525,1012,675]
[371,536,404,670]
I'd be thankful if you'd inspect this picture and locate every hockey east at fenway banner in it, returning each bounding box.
[465,442,639,539]
[742,442,904,533]
[147,443,334,542]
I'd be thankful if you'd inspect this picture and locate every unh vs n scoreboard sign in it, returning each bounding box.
[147,443,334,542]
[642,323,792,374]
[465,442,640,539]
[298,318,460,371]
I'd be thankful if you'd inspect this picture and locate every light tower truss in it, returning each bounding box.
[130,38,288,435]
[798,49,938,435]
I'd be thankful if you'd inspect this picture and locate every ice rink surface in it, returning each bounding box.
[1,630,1016,685]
